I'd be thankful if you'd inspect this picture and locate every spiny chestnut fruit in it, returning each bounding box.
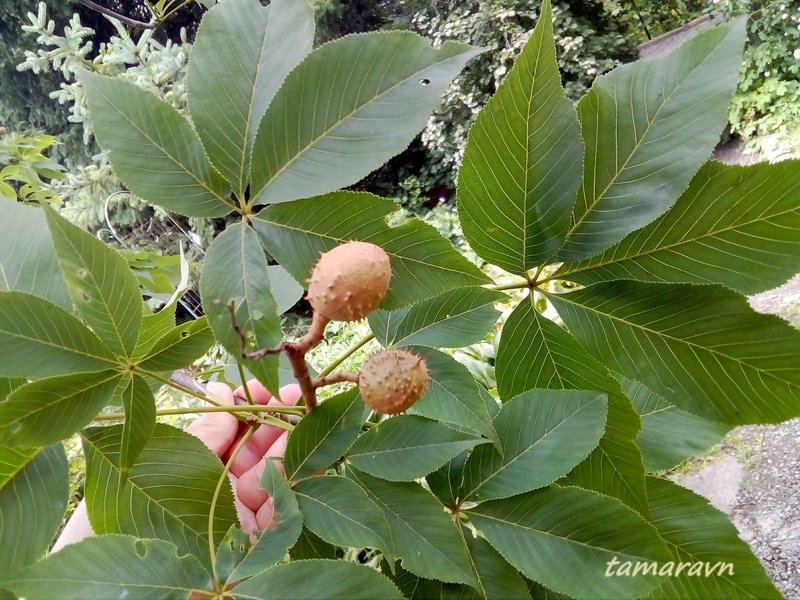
[306,241,391,322]
[359,349,429,414]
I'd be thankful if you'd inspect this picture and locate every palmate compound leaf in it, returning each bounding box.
[345,415,489,482]
[0,292,118,378]
[254,191,489,310]
[644,477,783,599]
[555,159,800,295]
[620,376,729,472]
[0,201,70,310]
[460,388,607,503]
[0,535,211,600]
[249,32,483,206]
[557,18,747,260]
[82,423,238,575]
[283,388,365,481]
[495,297,648,514]
[0,444,68,579]
[201,222,283,397]
[368,287,505,349]
[457,0,582,273]
[292,475,392,556]
[0,371,122,447]
[549,281,800,425]
[232,559,404,600]
[347,467,477,588]
[45,207,141,359]
[188,0,314,198]
[466,486,672,600]
[80,71,234,218]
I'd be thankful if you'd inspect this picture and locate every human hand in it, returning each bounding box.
[186,379,302,535]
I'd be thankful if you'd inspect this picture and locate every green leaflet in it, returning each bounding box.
[467,487,671,600]
[200,222,283,397]
[188,0,314,198]
[558,18,746,259]
[284,388,365,481]
[550,281,800,425]
[0,371,122,447]
[645,477,783,599]
[621,376,729,472]
[82,424,238,575]
[556,159,800,295]
[45,207,141,359]
[250,32,482,205]
[461,388,607,502]
[0,445,68,579]
[80,71,233,217]
[0,292,118,378]
[0,535,210,599]
[457,0,582,272]
[254,191,489,311]
[495,298,647,514]
[369,287,504,349]
[0,201,70,310]
[346,415,488,482]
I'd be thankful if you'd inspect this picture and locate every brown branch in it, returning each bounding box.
[73,0,157,29]
[313,371,360,388]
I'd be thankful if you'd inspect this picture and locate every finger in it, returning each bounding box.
[228,473,259,537]
[186,381,238,457]
[237,459,268,512]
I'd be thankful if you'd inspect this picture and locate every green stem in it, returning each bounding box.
[237,363,255,405]
[485,279,531,292]
[208,425,255,589]
[92,404,303,421]
[142,369,214,405]
[317,333,375,378]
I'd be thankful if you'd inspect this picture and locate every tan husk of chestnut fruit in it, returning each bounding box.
[306,241,392,322]
[359,349,430,414]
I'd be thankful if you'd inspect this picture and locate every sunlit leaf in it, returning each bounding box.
[284,388,365,481]
[369,287,504,348]
[645,477,783,599]
[348,468,476,587]
[119,374,155,476]
[294,476,392,555]
[556,159,800,295]
[621,376,728,472]
[137,317,214,372]
[0,201,70,310]
[233,559,404,600]
[496,298,648,514]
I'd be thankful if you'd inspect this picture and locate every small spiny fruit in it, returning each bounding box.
[306,241,391,322]
[359,349,429,414]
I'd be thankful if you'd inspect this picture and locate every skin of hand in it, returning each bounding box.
[51,379,302,553]
[187,380,302,535]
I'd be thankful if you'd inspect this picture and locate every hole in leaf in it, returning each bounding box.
[8,422,22,434]
[134,539,147,559]
[180,331,189,338]
[81,291,91,303]
[77,269,89,279]
[419,78,430,86]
